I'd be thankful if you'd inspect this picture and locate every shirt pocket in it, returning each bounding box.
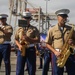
[53,33,62,40]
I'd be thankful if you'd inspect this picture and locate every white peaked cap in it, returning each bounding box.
[0,14,8,19]
[55,9,70,16]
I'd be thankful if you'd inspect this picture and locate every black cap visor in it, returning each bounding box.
[0,17,6,20]
[58,14,68,18]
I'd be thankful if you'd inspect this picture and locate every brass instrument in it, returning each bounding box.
[56,24,75,68]
[36,49,41,56]
[19,28,29,56]
[35,43,50,57]
[36,49,44,57]
[35,44,41,56]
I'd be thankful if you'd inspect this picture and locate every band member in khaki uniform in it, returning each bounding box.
[0,14,13,75]
[15,11,40,75]
[45,9,75,75]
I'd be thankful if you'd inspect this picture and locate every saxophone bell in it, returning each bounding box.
[69,46,74,53]
[69,46,75,55]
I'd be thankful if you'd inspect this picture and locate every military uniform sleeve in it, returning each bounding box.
[45,28,53,45]
[15,27,21,40]
[15,27,24,41]
[4,25,13,38]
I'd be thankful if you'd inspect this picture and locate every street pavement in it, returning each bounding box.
[0,52,67,75]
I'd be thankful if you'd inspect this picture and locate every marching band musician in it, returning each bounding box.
[45,9,75,75]
[15,11,40,75]
[40,38,51,75]
[36,33,52,74]
[41,41,51,75]
[0,14,13,75]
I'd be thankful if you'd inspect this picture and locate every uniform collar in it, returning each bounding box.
[54,24,59,31]
[55,24,67,33]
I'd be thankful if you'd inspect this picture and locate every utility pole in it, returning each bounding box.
[44,0,50,33]
[25,0,27,11]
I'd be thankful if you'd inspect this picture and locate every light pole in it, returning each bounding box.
[45,0,50,33]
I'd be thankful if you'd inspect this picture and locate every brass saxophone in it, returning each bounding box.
[19,28,29,56]
[56,24,75,68]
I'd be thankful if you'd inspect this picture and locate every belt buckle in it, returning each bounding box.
[55,48,61,52]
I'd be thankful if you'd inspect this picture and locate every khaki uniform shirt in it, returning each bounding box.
[0,24,13,44]
[15,25,40,44]
[45,24,75,49]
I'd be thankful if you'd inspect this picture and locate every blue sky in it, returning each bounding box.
[0,0,75,24]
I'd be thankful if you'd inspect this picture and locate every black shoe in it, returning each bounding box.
[38,67,42,69]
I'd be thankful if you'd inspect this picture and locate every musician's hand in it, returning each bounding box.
[21,34,27,41]
[21,35,25,41]
[54,51,61,57]
[22,34,35,43]
[18,44,22,51]
[3,29,8,33]
[68,39,73,45]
